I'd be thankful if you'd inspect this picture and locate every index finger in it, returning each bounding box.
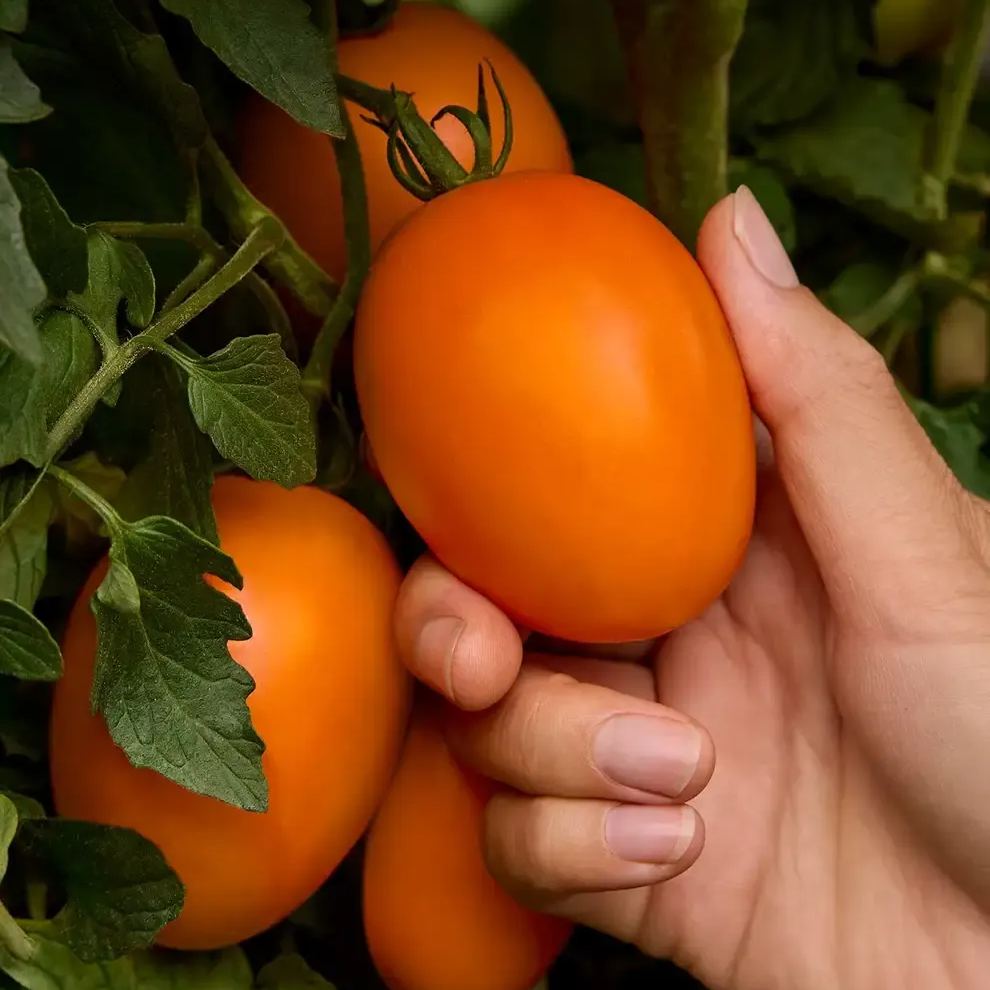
[394,555,524,710]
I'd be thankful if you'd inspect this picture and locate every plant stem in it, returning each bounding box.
[93,221,219,257]
[201,138,337,317]
[161,254,217,313]
[302,105,371,403]
[47,465,119,530]
[851,267,923,339]
[0,900,34,962]
[924,0,990,217]
[44,220,283,462]
[610,0,748,248]
[0,468,47,544]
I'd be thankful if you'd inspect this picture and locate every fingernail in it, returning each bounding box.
[593,714,701,798]
[732,185,799,289]
[605,805,695,864]
[416,616,465,701]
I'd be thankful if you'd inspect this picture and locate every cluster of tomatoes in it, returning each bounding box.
[48,5,755,989]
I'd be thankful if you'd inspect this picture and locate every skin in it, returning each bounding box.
[237,3,572,284]
[355,172,755,643]
[363,701,571,990]
[393,190,990,989]
[50,477,409,950]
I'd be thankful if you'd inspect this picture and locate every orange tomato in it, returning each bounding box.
[49,476,410,949]
[364,702,571,990]
[354,171,756,643]
[237,2,572,284]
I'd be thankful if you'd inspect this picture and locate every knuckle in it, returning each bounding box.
[495,671,576,787]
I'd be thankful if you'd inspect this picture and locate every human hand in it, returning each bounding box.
[393,187,990,990]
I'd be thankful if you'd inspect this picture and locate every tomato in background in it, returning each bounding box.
[872,0,961,66]
[363,702,571,990]
[355,171,755,643]
[49,477,410,950]
[237,2,572,284]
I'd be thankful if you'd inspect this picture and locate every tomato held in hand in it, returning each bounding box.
[364,703,571,990]
[237,2,572,284]
[49,477,410,950]
[354,172,756,643]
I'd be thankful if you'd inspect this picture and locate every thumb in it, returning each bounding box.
[696,187,981,625]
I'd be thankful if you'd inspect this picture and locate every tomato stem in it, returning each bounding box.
[925,0,990,218]
[338,64,514,200]
[610,0,747,248]
[200,138,338,317]
[301,105,371,405]
[44,220,283,463]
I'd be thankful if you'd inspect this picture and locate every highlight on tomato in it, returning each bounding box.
[354,170,756,644]
[237,1,573,284]
[363,701,572,990]
[49,476,410,950]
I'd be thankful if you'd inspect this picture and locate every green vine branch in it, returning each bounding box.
[924,0,990,218]
[201,138,337,318]
[302,104,371,404]
[43,219,283,462]
[610,0,748,248]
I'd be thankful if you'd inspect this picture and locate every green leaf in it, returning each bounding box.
[0,792,43,821]
[54,0,207,151]
[0,309,100,468]
[167,335,316,488]
[909,393,990,500]
[8,170,87,300]
[131,948,252,989]
[0,601,61,681]
[0,469,52,609]
[727,160,797,253]
[821,261,896,325]
[752,78,985,251]
[69,231,155,340]
[51,453,125,546]
[0,38,49,124]
[0,156,44,364]
[160,0,343,137]
[256,954,336,989]
[0,1,28,33]
[730,0,871,132]
[115,359,218,544]
[18,820,183,962]
[0,922,135,989]
[91,515,266,810]
[0,792,16,880]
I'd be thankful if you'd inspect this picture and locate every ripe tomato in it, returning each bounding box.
[237,2,572,284]
[354,171,755,643]
[363,702,571,990]
[49,476,410,950]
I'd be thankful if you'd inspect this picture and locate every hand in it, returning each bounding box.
[392,187,990,990]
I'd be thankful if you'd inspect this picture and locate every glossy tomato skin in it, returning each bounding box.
[364,702,571,990]
[237,3,572,283]
[50,477,410,950]
[354,171,756,643]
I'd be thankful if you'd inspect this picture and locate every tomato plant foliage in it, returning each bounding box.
[0,0,988,986]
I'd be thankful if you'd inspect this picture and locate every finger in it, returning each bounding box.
[446,662,714,803]
[532,652,657,700]
[528,634,659,663]
[697,188,981,624]
[484,793,703,906]
[394,555,523,710]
